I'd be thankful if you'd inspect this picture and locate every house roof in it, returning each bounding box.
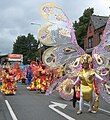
[91,15,108,30]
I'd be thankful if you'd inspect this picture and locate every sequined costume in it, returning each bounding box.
[37,2,110,115]
[1,68,17,95]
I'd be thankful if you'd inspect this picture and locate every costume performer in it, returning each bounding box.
[72,54,105,114]
[12,63,23,82]
[26,66,33,85]
[35,63,49,93]
[38,2,110,114]
[1,68,17,95]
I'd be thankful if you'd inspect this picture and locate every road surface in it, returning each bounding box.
[0,83,110,120]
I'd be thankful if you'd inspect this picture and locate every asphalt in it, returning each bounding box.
[0,92,12,120]
[0,83,110,120]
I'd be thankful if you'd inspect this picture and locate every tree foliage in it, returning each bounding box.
[13,33,40,64]
[73,7,94,48]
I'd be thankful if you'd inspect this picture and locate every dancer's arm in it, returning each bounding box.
[73,76,80,85]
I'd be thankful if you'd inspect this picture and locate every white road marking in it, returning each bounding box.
[5,100,18,120]
[49,101,75,120]
[84,103,110,114]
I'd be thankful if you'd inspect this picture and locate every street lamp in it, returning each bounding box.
[30,22,42,61]
[30,22,41,27]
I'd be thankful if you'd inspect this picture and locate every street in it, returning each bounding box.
[0,83,110,120]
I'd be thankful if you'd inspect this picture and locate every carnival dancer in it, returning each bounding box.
[36,64,47,93]
[1,68,17,95]
[27,61,40,90]
[38,2,110,115]
[27,68,39,91]
[46,68,54,89]
[0,67,3,90]
[26,66,33,85]
[12,63,23,82]
[72,54,105,114]
[0,68,7,92]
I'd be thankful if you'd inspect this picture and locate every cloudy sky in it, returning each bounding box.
[0,0,110,54]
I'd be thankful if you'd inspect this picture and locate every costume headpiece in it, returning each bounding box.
[80,54,92,64]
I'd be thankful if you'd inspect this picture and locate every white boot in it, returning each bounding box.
[77,95,83,115]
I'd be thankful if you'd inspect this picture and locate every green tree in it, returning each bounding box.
[13,33,40,64]
[73,7,94,48]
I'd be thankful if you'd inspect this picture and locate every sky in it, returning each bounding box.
[0,0,110,55]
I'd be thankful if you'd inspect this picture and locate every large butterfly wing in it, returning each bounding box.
[92,17,110,68]
[42,47,60,68]
[92,17,110,104]
[40,2,85,101]
[100,83,110,104]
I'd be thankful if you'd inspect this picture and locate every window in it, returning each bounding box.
[89,24,92,33]
[88,37,93,48]
[99,33,102,42]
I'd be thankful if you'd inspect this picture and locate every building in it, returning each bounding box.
[0,54,8,65]
[0,54,23,65]
[84,15,108,54]
[8,54,23,63]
